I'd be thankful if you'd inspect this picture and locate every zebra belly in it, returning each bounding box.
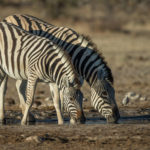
[0,64,28,80]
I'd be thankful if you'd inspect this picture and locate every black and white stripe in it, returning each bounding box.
[4,14,120,123]
[0,21,85,125]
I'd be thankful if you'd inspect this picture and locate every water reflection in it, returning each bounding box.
[2,115,150,125]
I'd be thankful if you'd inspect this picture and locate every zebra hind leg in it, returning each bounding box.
[21,74,37,125]
[0,75,8,125]
[16,80,36,122]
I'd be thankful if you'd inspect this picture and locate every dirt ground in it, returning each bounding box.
[0,31,150,150]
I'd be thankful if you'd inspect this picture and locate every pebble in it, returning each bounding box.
[25,135,42,143]
[127,92,136,97]
[16,115,22,120]
[33,98,54,109]
[83,98,88,102]
[139,96,147,101]
[45,97,53,102]
[33,101,42,108]
[122,96,129,105]
[44,99,54,107]
[122,92,148,105]
[127,92,140,100]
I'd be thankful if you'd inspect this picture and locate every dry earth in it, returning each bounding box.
[0,32,150,150]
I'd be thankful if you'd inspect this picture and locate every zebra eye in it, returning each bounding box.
[70,97,74,101]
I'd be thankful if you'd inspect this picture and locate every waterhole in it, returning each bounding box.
[2,115,150,125]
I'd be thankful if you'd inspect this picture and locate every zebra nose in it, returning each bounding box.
[107,106,120,124]
[107,116,117,124]
[77,110,86,124]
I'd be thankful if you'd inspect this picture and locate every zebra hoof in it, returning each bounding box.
[0,118,6,125]
[27,113,36,122]
[58,121,64,125]
[21,120,26,125]
[70,118,77,125]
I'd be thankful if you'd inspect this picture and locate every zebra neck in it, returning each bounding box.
[45,28,113,86]
[87,63,109,86]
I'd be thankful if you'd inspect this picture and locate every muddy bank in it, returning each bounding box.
[0,124,150,150]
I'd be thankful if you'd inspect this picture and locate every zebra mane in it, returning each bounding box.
[80,34,114,84]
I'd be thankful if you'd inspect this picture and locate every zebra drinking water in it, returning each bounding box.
[0,21,85,125]
[4,14,120,123]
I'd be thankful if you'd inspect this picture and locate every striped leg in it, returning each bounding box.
[21,74,37,125]
[59,90,64,114]
[49,83,64,125]
[16,80,35,122]
[0,74,8,124]
[58,88,79,125]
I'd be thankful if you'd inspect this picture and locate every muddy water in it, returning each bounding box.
[3,115,150,126]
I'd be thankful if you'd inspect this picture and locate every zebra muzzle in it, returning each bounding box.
[106,106,120,124]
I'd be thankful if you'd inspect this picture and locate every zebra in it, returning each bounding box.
[4,14,120,123]
[0,21,86,125]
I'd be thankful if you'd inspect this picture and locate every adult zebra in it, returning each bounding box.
[0,21,85,125]
[4,14,120,123]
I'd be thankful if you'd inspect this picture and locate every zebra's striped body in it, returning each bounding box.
[0,21,85,125]
[4,14,120,123]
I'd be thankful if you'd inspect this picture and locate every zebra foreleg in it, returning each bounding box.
[0,75,8,124]
[49,83,64,125]
[16,80,35,122]
[21,74,37,125]
[59,90,64,114]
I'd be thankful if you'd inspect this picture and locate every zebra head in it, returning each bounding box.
[62,76,86,124]
[91,69,120,123]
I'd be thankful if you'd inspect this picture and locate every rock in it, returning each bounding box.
[33,98,54,109]
[127,92,140,100]
[44,98,54,107]
[127,92,136,97]
[25,135,42,143]
[32,101,42,108]
[130,94,140,100]
[20,134,26,138]
[16,115,22,120]
[83,98,88,102]
[139,96,147,101]
[45,97,53,102]
[122,96,129,105]
[123,92,148,105]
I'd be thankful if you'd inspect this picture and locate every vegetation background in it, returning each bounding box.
[0,0,150,34]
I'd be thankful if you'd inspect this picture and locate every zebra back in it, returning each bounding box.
[4,14,113,85]
[0,21,80,89]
